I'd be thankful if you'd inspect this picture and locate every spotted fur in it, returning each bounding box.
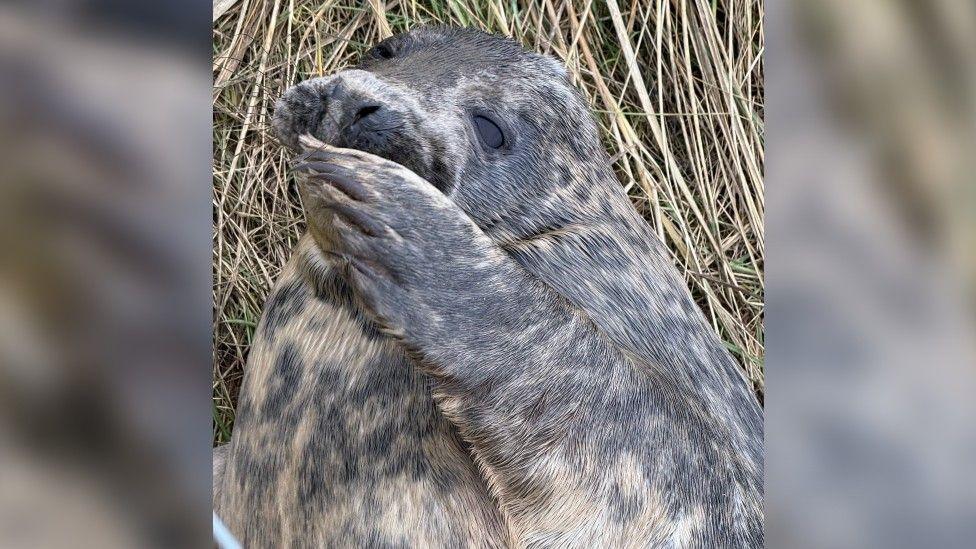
[214,237,508,547]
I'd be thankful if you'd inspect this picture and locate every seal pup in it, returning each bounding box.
[218,26,763,547]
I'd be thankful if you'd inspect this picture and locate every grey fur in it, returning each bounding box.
[214,236,508,547]
[217,27,763,548]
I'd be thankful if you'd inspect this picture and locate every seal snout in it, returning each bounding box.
[273,71,405,157]
[324,80,399,149]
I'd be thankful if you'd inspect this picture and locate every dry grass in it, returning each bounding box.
[212,0,764,443]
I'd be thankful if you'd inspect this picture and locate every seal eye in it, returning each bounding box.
[473,115,505,149]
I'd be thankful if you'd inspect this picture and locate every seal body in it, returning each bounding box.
[214,237,507,547]
[217,26,763,547]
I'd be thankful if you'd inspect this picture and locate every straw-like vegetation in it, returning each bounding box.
[213,0,764,443]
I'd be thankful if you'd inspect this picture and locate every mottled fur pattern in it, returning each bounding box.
[217,26,763,547]
[215,237,508,547]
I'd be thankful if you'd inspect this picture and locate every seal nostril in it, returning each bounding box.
[354,104,382,124]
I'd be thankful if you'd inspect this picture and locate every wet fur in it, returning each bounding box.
[216,27,763,547]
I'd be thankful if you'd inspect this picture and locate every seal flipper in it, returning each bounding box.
[297,144,763,547]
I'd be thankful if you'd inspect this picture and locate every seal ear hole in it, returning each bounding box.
[473,115,505,149]
[370,42,396,60]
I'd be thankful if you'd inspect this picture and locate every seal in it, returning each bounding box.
[216,26,763,547]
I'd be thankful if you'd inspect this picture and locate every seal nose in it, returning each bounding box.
[351,103,382,126]
[272,73,397,150]
[327,81,384,129]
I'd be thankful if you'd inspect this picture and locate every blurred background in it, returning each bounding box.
[0,0,972,547]
[766,1,976,547]
[0,1,212,547]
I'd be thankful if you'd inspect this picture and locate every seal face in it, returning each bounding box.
[273,26,597,220]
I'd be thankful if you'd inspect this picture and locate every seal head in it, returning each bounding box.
[273,27,608,242]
